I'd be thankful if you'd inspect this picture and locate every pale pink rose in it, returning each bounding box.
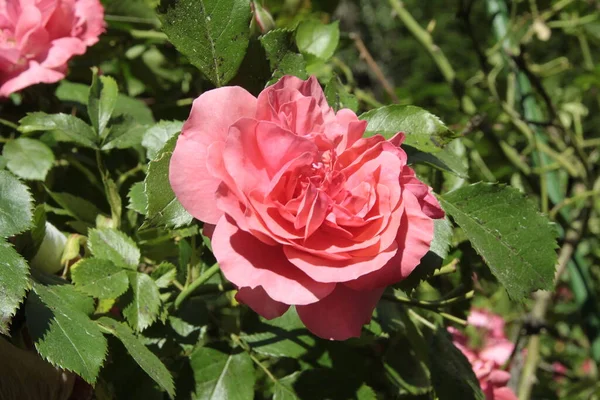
[170,76,444,340]
[0,0,105,97]
[449,310,517,400]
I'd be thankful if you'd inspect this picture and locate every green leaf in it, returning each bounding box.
[141,120,183,160]
[158,0,252,86]
[241,308,319,358]
[428,329,485,400]
[0,155,6,169]
[123,272,161,331]
[88,70,119,136]
[27,283,107,384]
[0,170,33,238]
[56,81,155,125]
[259,28,296,70]
[71,258,129,299]
[360,105,456,153]
[2,138,55,181]
[46,190,101,224]
[151,262,177,289]
[273,372,300,400]
[439,183,558,300]
[324,76,359,112]
[295,20,340,61]
[103,177,123,225]
[88,228,140,270]
[405,144,469,178]
[101,116,147,150]
[0,242,30,334]
[48,283,95,315]
[19,112,98,149]
[97,316,175,398]
[268,53,308,84]
[356,384,377,400]
[128,181,148,215]
[143,135,193,229]
[190,346,255,400]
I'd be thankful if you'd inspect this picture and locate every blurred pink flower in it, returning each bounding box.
[449,309,517,400]
[0,0,105,97]
[170,75,444,340]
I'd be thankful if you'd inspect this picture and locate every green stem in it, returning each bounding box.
[0,118,18,130]
[174,263,220,309]
[388,0,476,114]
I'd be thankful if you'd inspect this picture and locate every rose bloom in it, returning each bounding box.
[0,0,105,97]
[170,76,444,340]
[449,309,517,400]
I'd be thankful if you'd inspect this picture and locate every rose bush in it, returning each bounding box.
[449,309,518,400]
[170,75,444,340]
[0,0,105,97]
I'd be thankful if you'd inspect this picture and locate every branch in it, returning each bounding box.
[349,32,399,103]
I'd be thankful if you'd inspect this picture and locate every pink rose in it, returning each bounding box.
[0,0,105,97]
[449,309,517,400]
[170,76,444,340]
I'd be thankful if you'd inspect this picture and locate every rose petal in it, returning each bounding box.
[284,241,398,283]
[0,60,64,97]
[212,215,335,305]
[345,190,434,291]
[170,87,257,224]
[236,286,289,319]
[296,285,384,340]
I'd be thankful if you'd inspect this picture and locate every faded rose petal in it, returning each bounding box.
[296,285,384,340]
[235,286,289,319]
[480,341,514,366]
[0,61,63,97]
[491,387,518,400]
[0,0,105,97]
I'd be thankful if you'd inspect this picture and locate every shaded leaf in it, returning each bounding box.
[273,372,300,400]
[27,283,107,384]
[428,329,485,400]
[259,28,296,69]
[0,170,33,238]
[324,76,358,112]
[97,316,175,398]
[2,138,55,181]
[360,105,456,153]
[190,346,255,400]
[0,242,30,334]
[88,228,140,270]
[46,190,101,224]
[123,272,161,331]
[241,308,319,358]
[71,258,129,299]
[439,183,558,300]
[158,0,252,86]
[19,112,97,149]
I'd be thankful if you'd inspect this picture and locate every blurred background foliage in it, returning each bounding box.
[1,0,600,399]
